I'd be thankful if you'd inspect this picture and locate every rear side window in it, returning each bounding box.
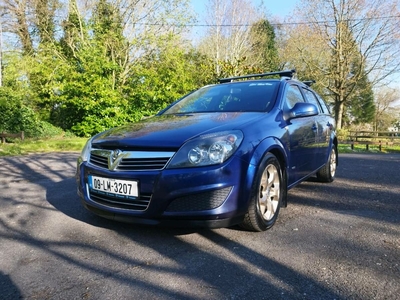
[316,94,331,114]
[302,88,322,113]
[285,85,305,109]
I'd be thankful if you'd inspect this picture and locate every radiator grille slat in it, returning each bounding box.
[90,154,108,169]
[118,158,170,171]
[89,150,175,171]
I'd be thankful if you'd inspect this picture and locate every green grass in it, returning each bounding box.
[1,137,399,157]
[0,137,88,156]
[338,143,400,154]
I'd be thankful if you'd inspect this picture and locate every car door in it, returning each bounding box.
[301,87,327,169]
[284,84,318,183]
[315,93,335,163]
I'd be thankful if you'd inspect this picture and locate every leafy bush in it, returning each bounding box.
[0,89,41,138]
[336,128,350,141]
[0,88,67,139]
[38,121,64,138]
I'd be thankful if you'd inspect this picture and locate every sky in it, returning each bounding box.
[188,0,400,96]
[188,0,301,41]
[190,0,300,19]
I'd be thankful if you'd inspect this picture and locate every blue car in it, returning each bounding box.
[76,70,338,231]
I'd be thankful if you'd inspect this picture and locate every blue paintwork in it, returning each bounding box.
[93,113,266,149]
[76,79,337,227]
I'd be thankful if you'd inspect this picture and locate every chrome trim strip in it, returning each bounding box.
[91,149,175,159]
[89,149,175,171]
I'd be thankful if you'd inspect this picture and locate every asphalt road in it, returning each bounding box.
[0,152,399,300]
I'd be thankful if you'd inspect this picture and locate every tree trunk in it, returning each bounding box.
[335,95,345,130]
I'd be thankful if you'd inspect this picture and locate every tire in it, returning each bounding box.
[316,146,337,183]
[240,153,284,232]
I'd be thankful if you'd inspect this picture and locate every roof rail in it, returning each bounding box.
[218,69,296,84]
[303,80,316,87]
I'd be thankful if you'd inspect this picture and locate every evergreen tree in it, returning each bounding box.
[34,0,58,45]
[346,71,375,125]
[92,0,127,90]
[249,19,279,72]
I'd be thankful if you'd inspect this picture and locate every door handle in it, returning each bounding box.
[312,124,317,131]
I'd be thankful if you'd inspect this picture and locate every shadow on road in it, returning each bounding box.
[0,271,22,299]
[1,152,399,299]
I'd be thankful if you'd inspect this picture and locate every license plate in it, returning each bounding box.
[88,175,138,198]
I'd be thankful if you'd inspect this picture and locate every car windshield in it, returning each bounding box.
[162,81,279,114]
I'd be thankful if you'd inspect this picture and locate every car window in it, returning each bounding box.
[316,94,331,114]
[285,85,305,109]
[162,81,279,114]
[302,88,322,113]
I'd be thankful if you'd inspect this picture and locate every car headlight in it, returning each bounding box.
[77,137,93,166]
[167,131,243,168]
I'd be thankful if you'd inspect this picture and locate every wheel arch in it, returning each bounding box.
[248,137,289,208]
[333,136,339,166]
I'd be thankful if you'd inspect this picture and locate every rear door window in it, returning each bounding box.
[316,94,331,114]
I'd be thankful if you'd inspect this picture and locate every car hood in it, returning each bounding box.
[92,113,264,149]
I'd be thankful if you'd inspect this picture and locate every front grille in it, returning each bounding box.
[90,153,108,169]
[118,157,171,171]
[166,187,232,212]
[89,150,175,171]
[89,189,151,211]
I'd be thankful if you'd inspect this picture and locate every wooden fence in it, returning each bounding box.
[0,131,25,143]
[340,131,400,151]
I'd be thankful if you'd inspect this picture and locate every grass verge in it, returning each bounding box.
[0,137,88,156]
[338,144,400,154]
[1,138,399,157]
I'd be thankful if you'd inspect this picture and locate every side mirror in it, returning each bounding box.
[285,102,318,121]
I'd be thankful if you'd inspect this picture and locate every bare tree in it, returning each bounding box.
[0,0,33,54]
[200,0,264,76]
[373,87,400,131]
[280,0,400,129]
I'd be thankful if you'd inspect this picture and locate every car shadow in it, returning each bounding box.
[2,153,398,299]
[0,271,22,299]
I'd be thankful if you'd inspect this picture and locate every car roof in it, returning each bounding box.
[218,69,296,83]
[218,69,315,88]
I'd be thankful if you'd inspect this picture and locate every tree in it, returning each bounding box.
[33,0,58,45]
[50,0,197,136]
[248,19,279,72]
[373,88,400,131]
[92,0,127,89]
[200,0,265,77]
[345,69,375,126]
[128,41,213,114]
[0,0,212,137]
[59,0,87,60]
[0,0,34,54]
[280,0,400,129]
[0,0,60,53]
[338,46,375,126]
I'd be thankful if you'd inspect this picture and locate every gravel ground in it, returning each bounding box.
[0,152,399,299]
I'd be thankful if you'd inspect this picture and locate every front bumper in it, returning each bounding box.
[76,155,251,227]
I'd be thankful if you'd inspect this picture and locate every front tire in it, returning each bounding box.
[240,153,284,232]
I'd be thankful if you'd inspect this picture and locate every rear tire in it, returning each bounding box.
[317,146,337,183]
[240,153,284,232]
